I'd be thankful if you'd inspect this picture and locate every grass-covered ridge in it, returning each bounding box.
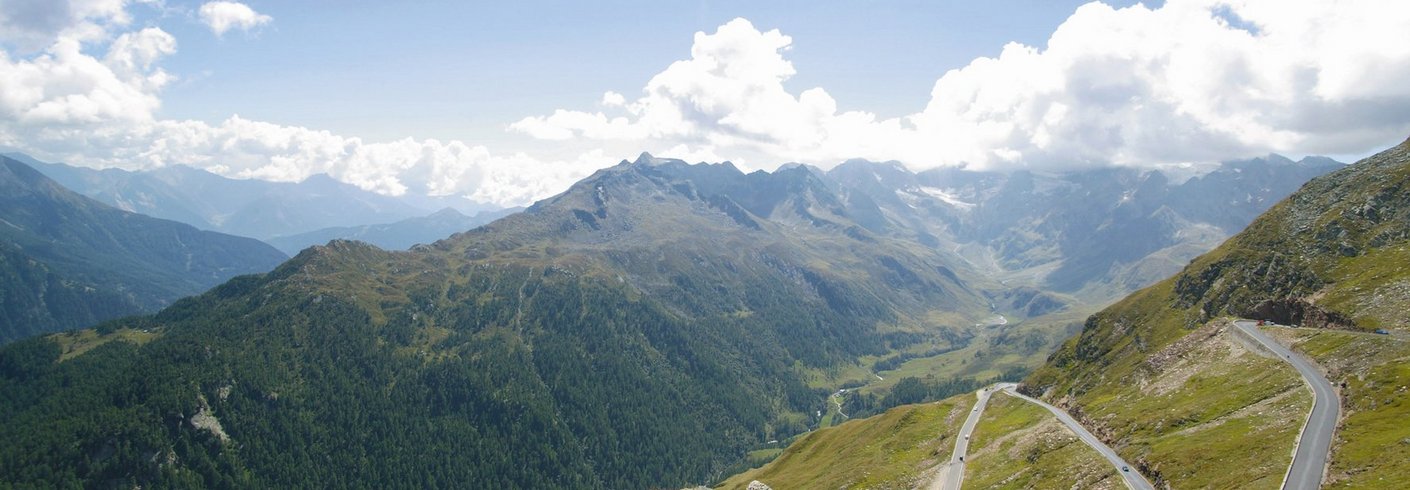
[1025,138,1410,488]
[717,395,971,489]
[1264,327,1410,488]
[965,391,1119,489]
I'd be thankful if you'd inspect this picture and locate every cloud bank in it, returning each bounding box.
[515,1,1410,171]
[2,0,1410,209]
[0,0,611,207]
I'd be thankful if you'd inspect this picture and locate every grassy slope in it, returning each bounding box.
[1024,139,1410,488]
[1265,327,1410,488]
[1025,277,1308,487]
[51,327,161,361]
[718,395,972,490]
[965,391,1119,489]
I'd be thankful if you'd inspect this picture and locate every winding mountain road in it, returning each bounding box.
[1002,386,1154,490]
[934,383,1153,490]
[931,383,1011,490]
[1233,320,1339,490]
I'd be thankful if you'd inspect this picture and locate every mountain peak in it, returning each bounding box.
[429,207,466,218]
[301,173,341,186]
[631,152,686,167]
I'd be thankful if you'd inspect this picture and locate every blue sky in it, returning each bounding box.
[1,0,1408,207]
[156,1,1144,144]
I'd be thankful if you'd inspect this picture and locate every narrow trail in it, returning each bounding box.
[830,389,849,421]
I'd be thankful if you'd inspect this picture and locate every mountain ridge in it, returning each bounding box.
[0,150,998,488]
[711,140,1400,489]
[0,155,288,343]
[1021,137,1410,486]
[0,146,1358,488]
[16,154,501,240]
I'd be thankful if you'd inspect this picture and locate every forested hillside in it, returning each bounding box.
[0,155,989,488]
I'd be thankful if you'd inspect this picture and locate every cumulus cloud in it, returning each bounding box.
[7,0,1410,212]
[198,1,271,36]
[0,28,174,127]
[0,0,134,50]
[514,2,1410,171]
[601,91,626,107]
[0,12,609,208]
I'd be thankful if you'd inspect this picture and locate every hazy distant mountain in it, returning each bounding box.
[266,207,522,255]
[0,156,287,343]
[825,155,1343,301]
[15,153,501,240]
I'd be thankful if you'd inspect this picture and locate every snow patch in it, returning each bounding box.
[915,186,976,210]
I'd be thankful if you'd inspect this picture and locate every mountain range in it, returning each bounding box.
[265,207,521,256]
[824,154,1343,302]
[727,138,1410,489]
[0,156,287,344]
[14,153,500,241]
[0,154,992,488]
[0,148,1352,488]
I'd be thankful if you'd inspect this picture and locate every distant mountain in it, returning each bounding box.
[0,152,992,488]
[825,155,1342,302]
[15,153,501,240]
[1023,138,1410,486]
[0,156,287,344]
[266,207,522,255]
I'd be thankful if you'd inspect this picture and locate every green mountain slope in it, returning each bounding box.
[963,391,1120,489]
[0,156,288,343]
[0,155,992,488]
[719,394,972,489]
[1024,138,1410,487]
[718,140,1403,489]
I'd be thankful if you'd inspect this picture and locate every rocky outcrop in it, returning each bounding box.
[1246,297,1358,330]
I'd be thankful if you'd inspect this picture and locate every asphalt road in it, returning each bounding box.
[1002,387,1155,490]
[933,382,1012,490]
[1233,320,1339,490]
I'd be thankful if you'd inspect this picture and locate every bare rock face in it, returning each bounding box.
[746,481,774,490]
[189,396,231,444]
[1247,297,1357,330]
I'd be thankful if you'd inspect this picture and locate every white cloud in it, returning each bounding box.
[0,13,609,208]
[0,28,173,126]
[515,2,1410,172]
[601,91,626,107]
[198,1,270,36]
[7,1,1410,212]
[0,0,135,50]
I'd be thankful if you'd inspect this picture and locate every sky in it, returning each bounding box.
[2,0,1410,208]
